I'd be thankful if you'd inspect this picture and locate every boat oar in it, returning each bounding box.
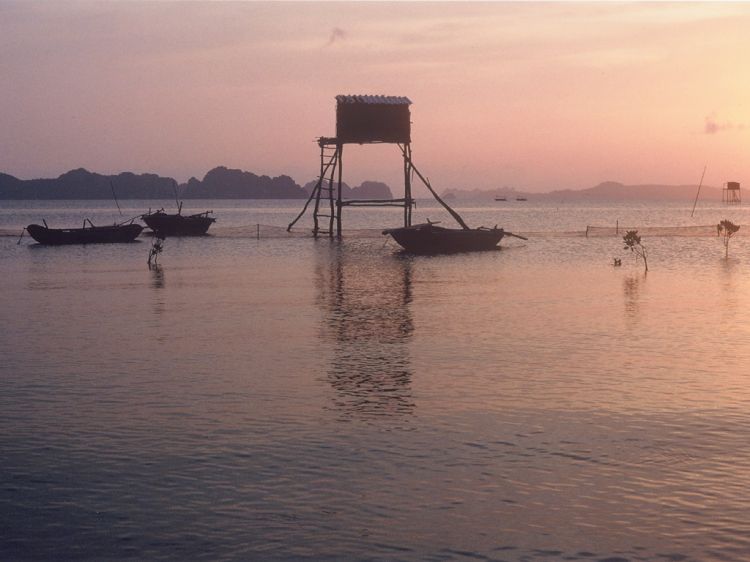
[17,227,25,244]
[505,231,528,241]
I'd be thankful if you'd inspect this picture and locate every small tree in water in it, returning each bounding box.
[623,230,648,272]
[718,219,740,258]
[148,234,165,268]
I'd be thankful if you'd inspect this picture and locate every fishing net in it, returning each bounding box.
[4,223,745,240]
[213,225,385,239]
[583,224,744,238]
[216,224,746,240]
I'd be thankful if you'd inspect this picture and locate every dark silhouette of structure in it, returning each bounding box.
[288,94,526,252]
[25,219,142,245]
[722,181,741,204]
[288,95,415,236]
[141,208,216,236]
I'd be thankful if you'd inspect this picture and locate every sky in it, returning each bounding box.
[1,1,749,194]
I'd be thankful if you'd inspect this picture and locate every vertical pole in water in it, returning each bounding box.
[172,179,181,212]
[336,143,343,238]
[691,164,707,218]
[403,143,412,227]
[328,146,336,236]
[616,220,619,235]
[402,144,407,227]
[257,224,260,240]
[585,226,589,238]
[110,180,123,216]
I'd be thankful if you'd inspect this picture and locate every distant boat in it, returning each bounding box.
[141,207,216,237]
[26,220,143,245]
[383,222,526,254]
[495,197,507,201]
[516,197,527,201]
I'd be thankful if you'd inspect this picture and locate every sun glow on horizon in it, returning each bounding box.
[1,2,748,193]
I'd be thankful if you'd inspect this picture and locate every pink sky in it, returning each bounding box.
[1,2,748,194]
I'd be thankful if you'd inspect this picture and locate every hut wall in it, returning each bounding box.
[336,104,411,144]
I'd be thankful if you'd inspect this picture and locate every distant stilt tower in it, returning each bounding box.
[722,181,741,204]
[288,95,414,237]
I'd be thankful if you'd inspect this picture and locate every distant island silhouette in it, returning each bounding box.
[0,166,394,200]
[444,181,724,202]
[0,168,727,202]
[301,179,393,199]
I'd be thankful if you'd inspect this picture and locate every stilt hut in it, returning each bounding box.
[723,181,741,204]
[288,95,414,237]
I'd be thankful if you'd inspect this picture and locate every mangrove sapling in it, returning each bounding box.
[148,234,165,268]
[623,230,648,272]
[718,220,740,258]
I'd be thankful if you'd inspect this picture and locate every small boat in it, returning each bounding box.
[381,151,527,254]
[26,220,143,245]
[516,197,527,201]
[384,222,508,254]
[141,207,216,237]
[495,197,507,201]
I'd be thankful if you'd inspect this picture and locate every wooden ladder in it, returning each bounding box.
[312,143,340,237]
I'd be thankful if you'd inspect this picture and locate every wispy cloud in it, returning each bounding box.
[705,114,745,134]
[325,27,346,47]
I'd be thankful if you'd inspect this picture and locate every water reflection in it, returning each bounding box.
[148,266,167,343]
[150,264,165,290]
[719,258,740,322]
[315,241,415,420]
[623,273,645,327]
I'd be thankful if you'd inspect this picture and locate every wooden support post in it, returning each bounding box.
[336,144,343,237]
[400,145,470,230]
[328,145,339,237]
[403,143,412,227]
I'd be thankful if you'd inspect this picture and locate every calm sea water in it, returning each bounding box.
[3,200,750,561]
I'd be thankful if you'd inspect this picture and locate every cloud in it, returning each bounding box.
[705,115,745,134]
[325,27,346,47]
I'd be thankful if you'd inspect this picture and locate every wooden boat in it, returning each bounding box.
[384,222,507,254]
[516,197,527,201]
[141,208,216,237]
[379,151,527,254]
[26,220,143,245]
[495,197,507,201]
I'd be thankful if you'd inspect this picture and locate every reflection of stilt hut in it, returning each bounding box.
[288,94,415,237]
[723,181,741,204]
[314,244,415,418]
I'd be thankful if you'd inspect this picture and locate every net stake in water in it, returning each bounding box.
[691,164,707,218]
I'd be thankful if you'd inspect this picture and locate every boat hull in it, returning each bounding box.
[142,212,216,236]
[26,223,143,245]
[383,224,505,254]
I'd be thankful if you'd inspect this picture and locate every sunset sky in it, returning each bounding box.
[1,1,749,194]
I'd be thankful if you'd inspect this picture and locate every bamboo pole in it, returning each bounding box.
[691,164,707,218]
[399,145,470,230]
[336,144,343,237]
